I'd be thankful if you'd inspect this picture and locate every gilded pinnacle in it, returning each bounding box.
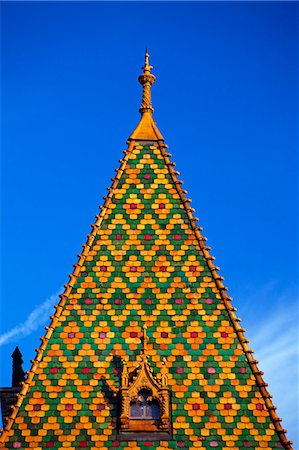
[129,51,163,140]
[143,51,152,74]
[138,51,156,114]
[141,324,148,354]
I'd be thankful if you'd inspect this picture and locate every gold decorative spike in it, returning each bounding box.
[161,358,168,388]
[138,51,156,114]
[141,324,148,355]
[121,359,129,388]
[128,52,164,141]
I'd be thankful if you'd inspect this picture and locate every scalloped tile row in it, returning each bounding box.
[5,144,283,449]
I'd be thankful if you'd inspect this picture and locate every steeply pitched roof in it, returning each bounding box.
[0,53,292,450]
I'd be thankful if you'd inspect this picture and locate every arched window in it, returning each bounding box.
[130,389,160,420]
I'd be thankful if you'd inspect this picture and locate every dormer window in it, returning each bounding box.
[130,388,161,420]
[118,326,172,441]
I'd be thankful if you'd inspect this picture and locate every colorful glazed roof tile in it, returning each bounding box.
[1,53,292,450]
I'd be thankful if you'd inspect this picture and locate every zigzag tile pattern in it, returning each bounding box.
[3,143,287,449]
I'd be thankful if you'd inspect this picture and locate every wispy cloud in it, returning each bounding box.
[238,284,298,446]
[0,291,61,347]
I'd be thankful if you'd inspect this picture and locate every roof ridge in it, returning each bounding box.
[155,140,293,450]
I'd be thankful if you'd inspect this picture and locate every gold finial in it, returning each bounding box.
[141,324,148,354]
[161,358,168,387]
[143,49,151,74]
[138,51,156,115]
[121,358,129,387]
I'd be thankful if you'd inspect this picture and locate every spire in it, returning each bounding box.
[129,51,164,141]
[138,50,156,115]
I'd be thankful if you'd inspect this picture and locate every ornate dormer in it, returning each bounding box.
[118,326,172,440]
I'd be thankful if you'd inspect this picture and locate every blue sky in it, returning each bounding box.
[1,1,298,444]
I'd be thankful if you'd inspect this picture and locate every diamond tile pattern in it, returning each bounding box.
[3,143,286,449]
